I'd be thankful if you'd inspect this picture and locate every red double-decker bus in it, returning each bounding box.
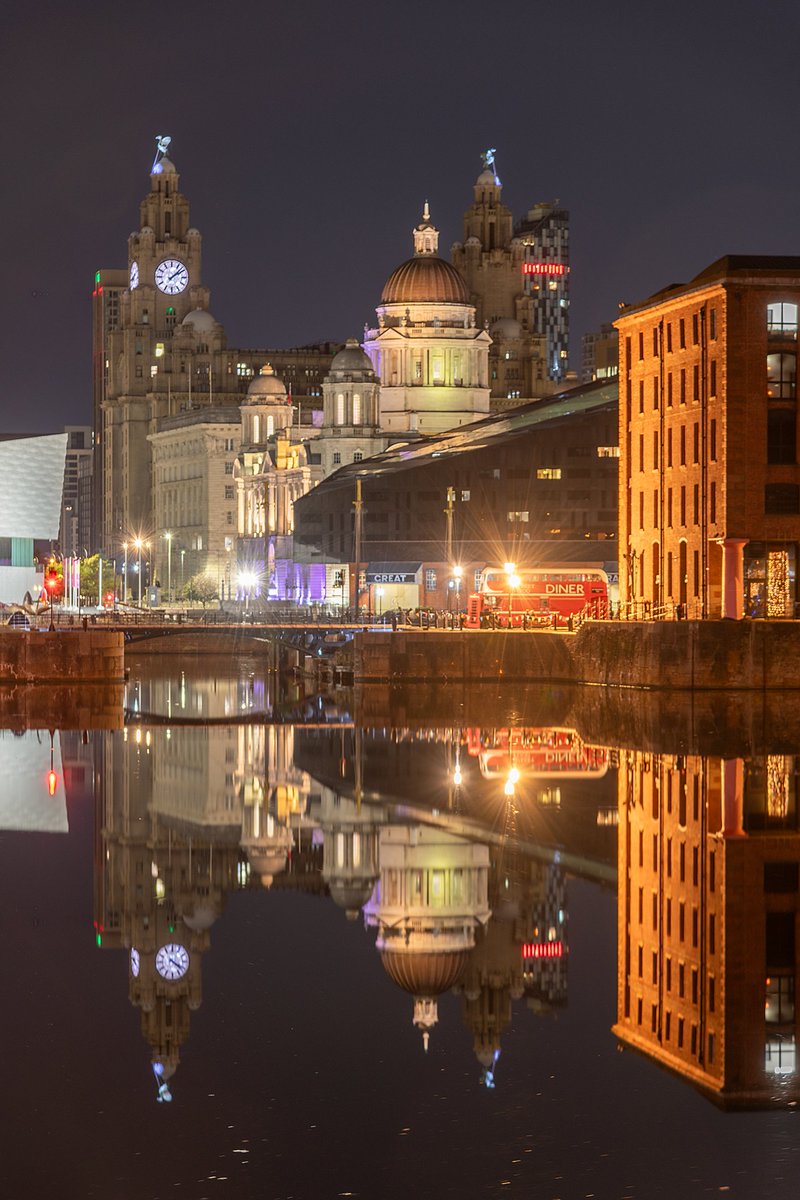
[465,565,609,628]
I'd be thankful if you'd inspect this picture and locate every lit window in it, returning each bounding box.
[425,569,437,590]
[461,490,471,501]
[597,446,620,458]
[537,467,562,479]
[353,394,361,425]
[767,353,796,399]
[767,302,798,336]
[150,365,158,378]
[336,394,345,425]
[507,510,529,523]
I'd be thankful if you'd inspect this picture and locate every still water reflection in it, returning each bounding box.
[2,664,800,1198]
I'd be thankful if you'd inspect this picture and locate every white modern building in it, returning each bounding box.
[0,433,66,604]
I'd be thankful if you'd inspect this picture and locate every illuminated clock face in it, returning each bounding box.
[129,261,139,290]
[154,259,188,295]
[130,947,140,978]
[155,943,189,981]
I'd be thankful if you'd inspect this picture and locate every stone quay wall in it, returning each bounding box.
[0,630,125,684]
[352,622,800,690]
[352,630,575,684]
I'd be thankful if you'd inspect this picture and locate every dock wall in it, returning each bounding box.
[0,630,125,684]
[352,621,800,690]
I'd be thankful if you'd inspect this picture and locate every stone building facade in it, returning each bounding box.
[93,142,334,560]
[364,204,491,434]
[149,407,240,599]
[451,160,568,402]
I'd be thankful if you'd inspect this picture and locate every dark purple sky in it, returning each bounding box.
[2,0,799,433]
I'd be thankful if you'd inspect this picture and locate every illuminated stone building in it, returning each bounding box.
[451,158,569,399]
[615,748,800,1107]
[149,407,240,599]
[363,825,490,1050]
[94,725,242,1101]
[454,847,567,1086]
[317,339,389,477]
[581,323,619,384]
[234,364,321,600]
[364,204,491,434]
[616,257,800,618]
[94,140,334,558]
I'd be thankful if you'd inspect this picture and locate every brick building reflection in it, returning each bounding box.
[615,749,800,1108]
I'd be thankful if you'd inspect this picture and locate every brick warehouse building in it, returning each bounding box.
[614,748,800,1108]
[617,257,800,619]
[291,379,618,613]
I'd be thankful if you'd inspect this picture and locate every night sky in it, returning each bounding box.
[2,0,800,433]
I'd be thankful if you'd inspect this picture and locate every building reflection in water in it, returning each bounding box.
[615,749,800,1108]
[90,674,621,1100]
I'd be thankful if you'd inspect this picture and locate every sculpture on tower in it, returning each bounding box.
[151,134,172,173]
[481,147,500,185]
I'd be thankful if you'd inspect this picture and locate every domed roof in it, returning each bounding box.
[182,308,217,332]
[381,256,469,305]
[328,878,376,915]
[245,363,288,404]
[246,849,289,878]
[183,902,218,932]
[381,949,469,996]
[476,167,498,187]
[328,338,374,378]
[490,317,522,340]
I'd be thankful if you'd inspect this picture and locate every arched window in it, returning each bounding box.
[352,393,361,424]
[252,414,260,443]
[267,415,274,437]
[336,393,345,425]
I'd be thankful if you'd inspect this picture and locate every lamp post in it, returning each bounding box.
[123,542,128,604]
[135,537,143,607]
[504,562,519,627]
[165,532,172,604]
[180,548,186,598]
[453,564,463,622]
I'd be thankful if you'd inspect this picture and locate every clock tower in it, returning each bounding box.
[100,142,213,550]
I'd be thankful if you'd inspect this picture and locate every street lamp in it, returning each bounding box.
[180,548,186,597]
[453,564,463,621]
[165,532,173,604]
[504,562,519,627]
[134,537,143,607]
[376,586,384,618]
